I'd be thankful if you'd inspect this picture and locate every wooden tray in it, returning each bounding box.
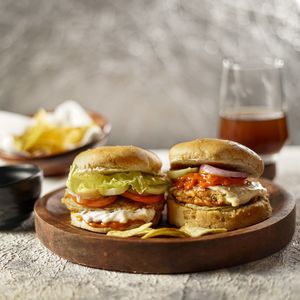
[34,180,295,274]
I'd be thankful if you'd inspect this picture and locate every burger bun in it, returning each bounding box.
[169,138,264,178]
[167,197,272,231]
[73,145,162,174]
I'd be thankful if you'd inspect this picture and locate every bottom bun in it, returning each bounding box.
[167,197,272,231]
[70,209,162,234]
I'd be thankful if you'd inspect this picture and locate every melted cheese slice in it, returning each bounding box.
[208,181,267,207]
[80,208,155,224]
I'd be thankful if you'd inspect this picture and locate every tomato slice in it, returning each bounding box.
[68,194,117,208]
[175,172,246,190]
[122,191,164,204]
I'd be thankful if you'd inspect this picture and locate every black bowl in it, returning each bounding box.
[0,164,43,229]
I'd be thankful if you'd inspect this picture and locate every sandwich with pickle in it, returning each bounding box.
[167,138,272,230]
[62,146,168,233]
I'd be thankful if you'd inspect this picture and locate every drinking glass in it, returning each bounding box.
[218,57,288,180]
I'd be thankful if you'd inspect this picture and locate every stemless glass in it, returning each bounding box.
[218,57,288,180]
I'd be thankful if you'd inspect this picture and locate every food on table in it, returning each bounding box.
[106,222,153,238]
[106,222,227,238]
[12,101,102,156]
[62,146,169,233]
[167,138,272,231]
[179,224,227,238]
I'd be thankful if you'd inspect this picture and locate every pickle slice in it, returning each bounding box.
[144,184,168,195]
[167,167,199,179]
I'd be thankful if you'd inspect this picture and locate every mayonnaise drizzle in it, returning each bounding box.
[80,208,155,224]
[208,181,267,207]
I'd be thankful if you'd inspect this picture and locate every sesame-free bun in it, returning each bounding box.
[169,138,264,177]
[71,213,111,233]
[167,197,272,231]
[73,146,162,174]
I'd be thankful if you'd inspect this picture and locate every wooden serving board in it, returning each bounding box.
[34,180,295,274]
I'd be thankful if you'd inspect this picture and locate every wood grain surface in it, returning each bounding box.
[34,180,295,274]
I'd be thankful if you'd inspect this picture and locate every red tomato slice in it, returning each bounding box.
[68,194,117,208]
[122,191,164,204]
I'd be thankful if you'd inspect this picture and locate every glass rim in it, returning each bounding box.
[223,57,284,71]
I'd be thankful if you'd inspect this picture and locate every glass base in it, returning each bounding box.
[262,161,276,180]
[259,154,277,180]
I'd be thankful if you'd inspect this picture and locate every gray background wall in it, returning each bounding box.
[0,0,299,148]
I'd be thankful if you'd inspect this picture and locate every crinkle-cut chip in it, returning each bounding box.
[106,222,152,238]
[14,108,91,156]
[180,224,227,238]
[141,228,189,239]
[106,223,227,239]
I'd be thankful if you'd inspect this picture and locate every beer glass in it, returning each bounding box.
[218,58,288,179]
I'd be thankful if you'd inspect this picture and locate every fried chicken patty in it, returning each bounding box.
[169,181,267,207]
[169,186,260,207]
[62,193,164,213]
[170,186,229,207]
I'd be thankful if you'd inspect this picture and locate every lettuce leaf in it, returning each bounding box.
[67,166,169,196]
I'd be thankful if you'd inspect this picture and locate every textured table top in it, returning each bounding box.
[0,147,299,300]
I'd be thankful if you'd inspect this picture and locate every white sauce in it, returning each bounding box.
[208,181,267,207]
[80,208,155,224]
[44,100,93,127]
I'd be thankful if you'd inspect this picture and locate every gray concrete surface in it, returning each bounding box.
[0,0,299,148]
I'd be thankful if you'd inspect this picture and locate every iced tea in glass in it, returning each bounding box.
[218,58,288,179]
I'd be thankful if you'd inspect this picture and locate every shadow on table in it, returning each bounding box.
[0,213,35,233]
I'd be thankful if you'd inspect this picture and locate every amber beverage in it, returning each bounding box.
[218,58,287,179]
[219,108,288,155]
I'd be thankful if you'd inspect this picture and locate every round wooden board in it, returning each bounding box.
[34,180,295,274]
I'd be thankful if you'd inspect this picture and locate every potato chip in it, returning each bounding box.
[180,224,227,238]
[141,228,189,239]
[107,223,227,239]
[14,108,92,156]
[106,222,153,238]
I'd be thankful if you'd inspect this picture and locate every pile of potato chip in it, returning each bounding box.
[14,109,91,156]
[106,223,227,239]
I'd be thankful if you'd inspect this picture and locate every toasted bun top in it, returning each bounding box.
[73,146,162,174]
[169,138,264,177]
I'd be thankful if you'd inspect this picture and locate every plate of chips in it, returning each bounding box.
[0,101,111,176]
